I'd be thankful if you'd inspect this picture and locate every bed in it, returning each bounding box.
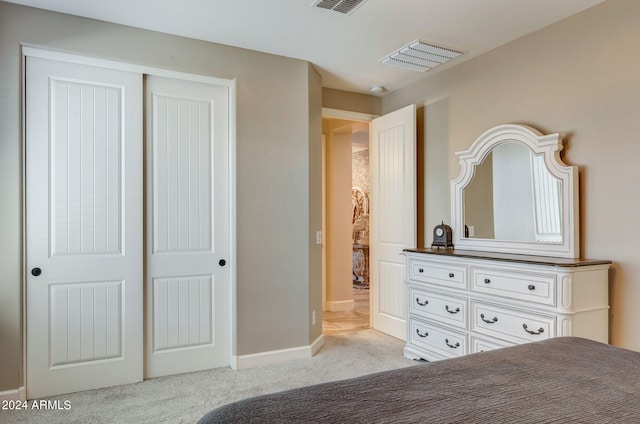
[198,337,640,423]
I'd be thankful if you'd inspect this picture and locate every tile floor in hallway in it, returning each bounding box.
[322,286,370,335]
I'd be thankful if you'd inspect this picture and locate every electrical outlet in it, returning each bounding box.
[312,311,316,325]
[315,231,322,245]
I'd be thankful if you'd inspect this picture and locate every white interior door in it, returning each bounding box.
[145,75,230,378]
[370,104,416,340]
[26,56,143,398]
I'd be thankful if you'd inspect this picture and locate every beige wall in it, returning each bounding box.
[323,88,381,116]
[0,1,322,391]
[383,0,640,351]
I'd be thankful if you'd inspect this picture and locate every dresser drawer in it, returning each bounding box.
[470,336,514,354]
[471,302,554,343]
[409,285,467,328]
[408,318,467,359]
[408,258,466,290]
[471,267,555,306]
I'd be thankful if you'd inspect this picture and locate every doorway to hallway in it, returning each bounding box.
[321,115,371,335]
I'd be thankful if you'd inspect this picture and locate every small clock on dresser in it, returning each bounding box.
[431,222,454,249]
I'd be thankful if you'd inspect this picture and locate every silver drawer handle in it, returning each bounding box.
[415,297,429,306]
[480,313,498,324]
[445,338,460,349]
[445,305,460,314]
[523,324,544,335]
[416,328,429,338]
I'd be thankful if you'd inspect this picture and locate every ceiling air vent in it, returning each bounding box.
[312,0,367,15]
[380,39,463,72]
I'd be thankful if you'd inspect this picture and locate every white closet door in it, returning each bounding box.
[370,104,416,341]
[26,56,143,398]
[145,76,230,377]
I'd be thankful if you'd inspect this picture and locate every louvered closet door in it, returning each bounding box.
[145,76,230,378]
[26,56,143,398]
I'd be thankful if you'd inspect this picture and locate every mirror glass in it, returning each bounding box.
[462,141,562,243]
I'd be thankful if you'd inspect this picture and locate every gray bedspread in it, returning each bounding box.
[198,337,640,423]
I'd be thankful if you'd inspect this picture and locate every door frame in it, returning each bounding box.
[320,107,378,321]
[21,45,238,397]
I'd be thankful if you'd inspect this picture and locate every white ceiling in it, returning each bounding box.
[6,0,606,95]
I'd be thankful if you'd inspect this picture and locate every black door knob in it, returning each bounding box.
[31,267,42,277]
[219,259,226,267]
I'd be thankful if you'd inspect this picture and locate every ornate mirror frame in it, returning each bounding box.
[450,124,579,258]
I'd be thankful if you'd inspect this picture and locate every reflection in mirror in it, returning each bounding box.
[463,141,562,243]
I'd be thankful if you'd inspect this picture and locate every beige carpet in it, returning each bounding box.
[2,330,416,424]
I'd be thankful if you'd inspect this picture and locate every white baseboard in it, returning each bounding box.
[326,299,354,312]
[230,355,238,371]
[0,386,26,401]
[311,334,325,356]
[236,335,325,369]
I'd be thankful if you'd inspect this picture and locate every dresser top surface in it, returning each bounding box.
[404,248,612,268]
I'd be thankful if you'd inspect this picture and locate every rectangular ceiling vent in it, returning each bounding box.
[380,40,463,72]
[312,0,367,15]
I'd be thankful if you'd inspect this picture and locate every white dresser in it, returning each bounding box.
[403,248,611,361]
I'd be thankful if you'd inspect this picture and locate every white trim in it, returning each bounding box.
[21,41,28,404]
[236,336,324,369]
[0,387,27,401]
[321,134,327,312]
[322,107,378,121]
[310,334,326,356]
[228,79,238,372]
[22,44,233,87]
[326,299,355,312]
[230,356,238,371]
